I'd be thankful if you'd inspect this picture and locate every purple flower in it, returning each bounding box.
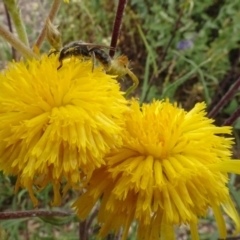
[177,39,194,50]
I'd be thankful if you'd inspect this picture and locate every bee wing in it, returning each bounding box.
[75,42,115,50]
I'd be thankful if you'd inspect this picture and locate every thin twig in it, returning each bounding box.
[91,226,101,235]
[223,106,240,126]
[4,3,16,60]
[109,0,127,57]
[208,77,240,119]
[159,11,183,64]
[106,234,113,240]
[218,237,240,240]
[79,220,88,240]
[0,210,71,219]
[34,0,61,48]
[0,24,38,59]
[86,206,99,229]
[142,6,184,102]
[115,228,123,240]
[208,49,240,113]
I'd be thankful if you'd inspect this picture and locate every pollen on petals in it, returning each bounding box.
[0,55,127,205]
[73,99,240,240]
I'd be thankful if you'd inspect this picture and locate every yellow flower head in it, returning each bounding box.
[73,99,240,240]
[0,55,127,206]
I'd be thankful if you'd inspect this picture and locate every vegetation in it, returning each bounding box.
[1,0,240,239]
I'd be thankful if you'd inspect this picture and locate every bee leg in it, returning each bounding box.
[57,61,63,70]
[90,48,112,72]
[91,51,96,72]
[48,49,59,57]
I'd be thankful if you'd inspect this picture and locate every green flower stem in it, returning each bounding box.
[3,0,29,47]
[34,0,61,48]
[124,68,139,97]
[0,24,38,59]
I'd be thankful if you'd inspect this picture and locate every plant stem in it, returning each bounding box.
[34,0,62,48]
[3,0,29,47]
[109,0,127,57]
[0,210,70,219]
[79,220,88,240]
[0,24,38,59]
[208,77,240,119]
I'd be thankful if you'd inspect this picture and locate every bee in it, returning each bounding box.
[88,47,112,71]
[49,41,139,96]
[49,41,113,71]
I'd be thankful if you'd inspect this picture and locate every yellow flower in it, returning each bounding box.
[0,55,127,206]
[73,99,240,240]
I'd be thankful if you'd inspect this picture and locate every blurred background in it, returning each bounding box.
[1,0,240,239]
